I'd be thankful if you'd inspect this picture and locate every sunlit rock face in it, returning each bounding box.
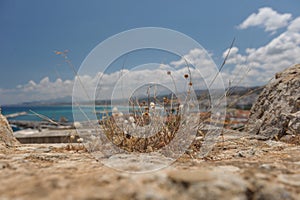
[0,110,19,148]
[247,64,300,139]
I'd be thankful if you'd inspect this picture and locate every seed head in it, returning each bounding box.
[112,107,118,113]
[143,112,149,116]
[77,138,84,143]
[128,116,135,123]
[184,74,189,79]
[150,102,155,109]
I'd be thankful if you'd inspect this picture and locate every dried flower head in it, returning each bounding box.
[143,112,149,116]
[112,107,118,113]
[189,82,193,86]
[118,112,124,117]
[70,135,75,140]
[128,116,135,123]
[150,102,155,109]
[167,71,171,75]
[112,113,119,117]
[77,138,84,143]
[184,74,189,79]
[73,121,82,128]
[163,97,169,104]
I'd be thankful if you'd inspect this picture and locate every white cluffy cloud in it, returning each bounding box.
[238,7,292,33]
[0,48,217,105]
[0,77,74,105]
[223,9,300,87]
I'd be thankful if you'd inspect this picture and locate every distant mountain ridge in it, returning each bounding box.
[13,86,264,108]
[20,96,72,106]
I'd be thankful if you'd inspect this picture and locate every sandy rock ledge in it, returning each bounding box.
[0,130,299,200]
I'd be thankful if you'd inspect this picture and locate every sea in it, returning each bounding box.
[1,105,112,123]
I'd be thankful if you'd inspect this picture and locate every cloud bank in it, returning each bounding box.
[224,7,300,86]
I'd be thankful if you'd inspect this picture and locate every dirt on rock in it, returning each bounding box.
[0,130,299,200]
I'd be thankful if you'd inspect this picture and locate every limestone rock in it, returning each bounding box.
[167,169,248,200]
[0,110,19,148]
[1,130,300,199]
[247,64,300,139]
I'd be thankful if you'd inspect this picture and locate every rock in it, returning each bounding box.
[1,131,300,199]
[0,110,19,148]
[285,111,300,135]
[168,169,248,200]
[252,181,294,200]
[247,64,300,139]
[278,174,300,187]
[99,152,174,173]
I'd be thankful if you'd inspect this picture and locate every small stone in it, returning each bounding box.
[216,165,240,172]
[253,182,293,200]
[259,164,272,170]
[168,170,214,183]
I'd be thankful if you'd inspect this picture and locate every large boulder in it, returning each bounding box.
[247,64,300,139]
[0,110,19,148]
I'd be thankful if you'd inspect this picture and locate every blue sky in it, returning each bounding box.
[0,0,300,105]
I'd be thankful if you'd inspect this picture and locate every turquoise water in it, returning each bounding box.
[1,105,112,122]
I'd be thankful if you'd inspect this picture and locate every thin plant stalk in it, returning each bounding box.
[29,110,59,126]
[55,50,91,102]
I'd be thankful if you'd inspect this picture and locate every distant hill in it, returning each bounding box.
[226,86,264,110]
[20,96,72,106]
[226,86,263,96]
[15,86,264,109]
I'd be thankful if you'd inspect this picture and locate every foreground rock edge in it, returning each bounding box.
[0,130,299,200]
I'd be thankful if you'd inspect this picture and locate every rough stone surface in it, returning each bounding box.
[0,130,299,200]
[247,64,300,139]
[0,111,19,149]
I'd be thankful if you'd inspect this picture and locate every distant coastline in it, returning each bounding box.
[1,85,263,108]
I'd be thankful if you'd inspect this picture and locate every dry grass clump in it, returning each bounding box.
[55,50,229,155]
[95,67,211,155]
[100,99,182,153]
